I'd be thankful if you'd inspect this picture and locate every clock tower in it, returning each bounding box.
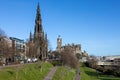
[56,35,62,52]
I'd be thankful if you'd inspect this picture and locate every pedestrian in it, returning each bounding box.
[5,58,8,65]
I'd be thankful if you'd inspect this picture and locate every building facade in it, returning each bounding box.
[56,35,82,55]
[0,36,26,64]
[9,37,26,56]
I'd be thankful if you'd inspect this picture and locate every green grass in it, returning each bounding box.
[80,63,120,80]
[0,62,53,80]
[52,66,76,80]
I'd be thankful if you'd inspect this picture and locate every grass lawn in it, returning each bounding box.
[80,63,120,80]
[52,66,76,80]
[0,62,53,80]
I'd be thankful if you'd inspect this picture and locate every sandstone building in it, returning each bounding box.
[56,35,88,59]
[27,3,48,60]
[56,35,82,55]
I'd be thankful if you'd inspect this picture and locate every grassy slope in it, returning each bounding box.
[0,62,53,80]
[52,66,76,80]
[80,63,120,80]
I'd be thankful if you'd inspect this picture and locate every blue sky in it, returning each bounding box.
[0,0,120,56]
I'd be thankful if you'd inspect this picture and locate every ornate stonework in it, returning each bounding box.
[56,36,82,55]
[28,3,48,60]
[56,35,62,52]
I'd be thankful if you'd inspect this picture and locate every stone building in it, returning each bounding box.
[56,35,89,60]
[9,37,26,56]
[0,36,26,63]
[56,35,82,55]
[27,3,48,60]
[82,50,88,57]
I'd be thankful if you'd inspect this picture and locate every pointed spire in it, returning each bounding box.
[34,2,43,34]
[36,3,41,22]
[58,35,61,38]
[45,33,47,41]
[29,31,32,41]
[37,2,40,11]
[36,2,41,20]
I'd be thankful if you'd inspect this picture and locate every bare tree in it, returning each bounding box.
[0,27,6,36]
[0,28,6,58]
[85,55,98,69]
[0,38,12,64]
[76,53,82,60]
[61,46,79,68]
[26,41,35,58]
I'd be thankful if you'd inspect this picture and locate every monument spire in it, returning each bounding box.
[34,3,43,34]
[32,3,48,60]
[29,31,32,41]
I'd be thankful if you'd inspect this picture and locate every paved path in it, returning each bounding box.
[44,66,57,80]
[0,63,36,69]
[0,64,23,69]
[74,68,80,80]
[75,73,80,80]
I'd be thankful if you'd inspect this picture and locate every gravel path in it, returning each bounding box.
[75,73,80,80]
[75,68,80,80]
[44,66,57,80]
[0,64,23,69]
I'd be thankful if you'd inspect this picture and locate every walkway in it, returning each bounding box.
[75,74,80,80]
[44,66,57,80]
[74,68,80,80]
[0,64,23,69]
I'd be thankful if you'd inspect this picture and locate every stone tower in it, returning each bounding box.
[56,35,62,52]
[32,3,48,60]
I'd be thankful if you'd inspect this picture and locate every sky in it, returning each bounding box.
[0,0,120,56]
